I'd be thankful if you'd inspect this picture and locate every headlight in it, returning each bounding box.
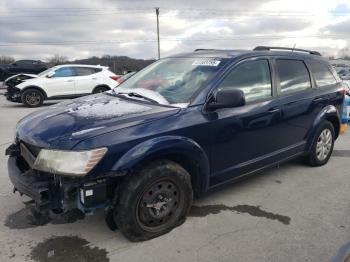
[33,147,108,176]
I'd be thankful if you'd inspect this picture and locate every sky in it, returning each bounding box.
[0,0,350,61]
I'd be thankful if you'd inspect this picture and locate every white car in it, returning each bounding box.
[5,64,119,107]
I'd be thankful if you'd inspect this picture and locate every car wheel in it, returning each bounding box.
[114,160,193,242]
[305,120,335,167]
[93,86,109,94]
[21,89,44,107]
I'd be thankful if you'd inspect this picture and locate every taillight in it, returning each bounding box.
[110,76,120,81]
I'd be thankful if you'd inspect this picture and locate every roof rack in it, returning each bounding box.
[253,46,321,56]
[194,49,240,52]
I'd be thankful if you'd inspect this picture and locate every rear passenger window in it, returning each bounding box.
[75,67,101,76]
[218,59,272,103]
[308,61,337,87]
[276,60,311,94]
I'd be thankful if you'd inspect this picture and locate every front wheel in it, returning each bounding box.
[93,86,109,94]
[114,160,193,242]
[21,89,44,107]
[304,120,335,166]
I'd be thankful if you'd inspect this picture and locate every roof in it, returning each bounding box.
[167,48,328,63]
[54,64,108,68]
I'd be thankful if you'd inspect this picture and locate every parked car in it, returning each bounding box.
[6,46,344,242]
[0,60,48,81]
[5,64,119,107]
[343,81,350,121]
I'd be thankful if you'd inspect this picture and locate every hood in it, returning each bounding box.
[16,93,180,149]
[5,73,38,85]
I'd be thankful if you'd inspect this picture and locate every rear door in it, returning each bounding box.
[273,59,319,148]
[43,66,76,97]
[73,67,101,94]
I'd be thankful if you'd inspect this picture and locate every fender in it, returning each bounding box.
[21,85,48,99]
[305,105,340,153]
[112,135,210,195]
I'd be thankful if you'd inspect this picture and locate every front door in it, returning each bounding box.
[44,66,76,97]
[208,58,284,186]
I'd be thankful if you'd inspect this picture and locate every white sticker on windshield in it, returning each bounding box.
[192,59,221,67]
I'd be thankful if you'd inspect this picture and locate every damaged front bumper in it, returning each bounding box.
[6,143,110,214]
[4,85,22,103]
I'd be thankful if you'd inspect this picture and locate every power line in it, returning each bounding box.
[0,34,349,47]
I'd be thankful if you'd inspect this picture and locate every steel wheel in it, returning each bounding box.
[136,178,183,232]
[316,128,332,161]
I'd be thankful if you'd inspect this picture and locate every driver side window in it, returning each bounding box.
[52,67,75,78]
[218,59,272,103]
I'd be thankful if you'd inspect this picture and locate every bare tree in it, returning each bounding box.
[0,55,15,65]
[339,48,350,60]
[47,54,68,66]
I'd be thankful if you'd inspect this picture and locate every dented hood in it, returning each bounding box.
[16,93,180,149]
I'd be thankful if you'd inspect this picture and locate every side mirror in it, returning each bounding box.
[46,72,54,78]
[207,88,245,110]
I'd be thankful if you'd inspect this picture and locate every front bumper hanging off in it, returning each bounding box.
[4,85,22,103]
[6,143,109,213]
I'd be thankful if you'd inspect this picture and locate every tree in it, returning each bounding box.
[0,55,15,64]
[47,54,68,66]
[339,48,350,60]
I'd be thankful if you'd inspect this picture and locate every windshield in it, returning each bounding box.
[114,57,227,106]
[38,68,54,77]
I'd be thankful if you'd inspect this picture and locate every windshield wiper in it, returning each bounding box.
[116,92,160,104]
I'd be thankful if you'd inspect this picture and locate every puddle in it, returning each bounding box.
[30,236,109,262]
[189,204,290,225]
[5,206,85,229]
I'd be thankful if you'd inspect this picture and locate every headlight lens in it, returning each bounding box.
[33,147,108,176]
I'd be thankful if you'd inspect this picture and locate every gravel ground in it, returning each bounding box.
[0,95,349,262]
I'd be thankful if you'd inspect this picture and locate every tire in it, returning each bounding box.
[21,89,44,107]
[93,86,110,94]
[114,160,193,242]
[304,120,335,167]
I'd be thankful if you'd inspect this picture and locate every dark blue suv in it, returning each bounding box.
[6,46,345,241]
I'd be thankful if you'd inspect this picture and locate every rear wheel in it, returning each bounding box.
[304,120,335,166]
[21,89,44,107]
[93,86,109,94]
[114,160,193,242]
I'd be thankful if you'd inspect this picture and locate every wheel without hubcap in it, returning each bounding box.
[136,179,183,232]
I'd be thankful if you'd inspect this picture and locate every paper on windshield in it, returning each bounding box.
[192,59,221,67]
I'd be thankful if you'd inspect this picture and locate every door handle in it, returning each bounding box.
[267,107,280,113]
[92,78,97,80]
[66,80,74,82]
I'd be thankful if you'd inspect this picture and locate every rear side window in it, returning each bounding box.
[276,60,311,94]
[308,61,337,87]
[218,59,272,103]
[75,67,101,76]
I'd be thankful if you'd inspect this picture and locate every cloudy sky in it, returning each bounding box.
[0,0,350,61]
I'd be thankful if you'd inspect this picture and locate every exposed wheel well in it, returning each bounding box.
[325,115,340,139]
[92,85,111,93]
[22,86,47,99]
[130,153,203,198]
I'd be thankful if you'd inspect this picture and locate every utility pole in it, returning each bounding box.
[155,7,160,59]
